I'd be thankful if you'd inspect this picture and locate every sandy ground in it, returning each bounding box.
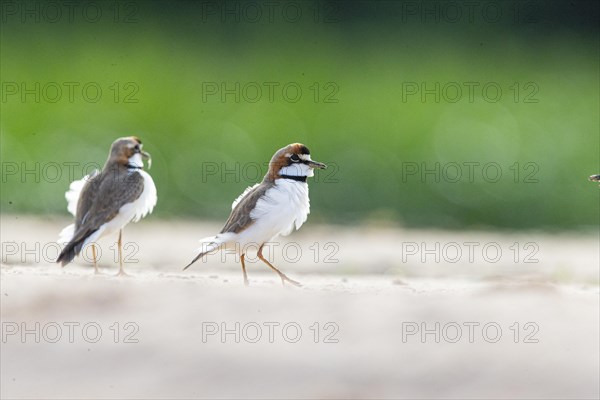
[1,215,599,399]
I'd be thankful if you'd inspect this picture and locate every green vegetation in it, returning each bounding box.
[1,2,598,230]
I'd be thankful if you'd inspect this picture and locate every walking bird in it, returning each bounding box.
[184,143,326,286]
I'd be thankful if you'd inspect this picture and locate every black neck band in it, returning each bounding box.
[127,164,142,170]
[280,174,307,182]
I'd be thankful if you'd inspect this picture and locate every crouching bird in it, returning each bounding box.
[57,136,157,276]
[184,143,327,287]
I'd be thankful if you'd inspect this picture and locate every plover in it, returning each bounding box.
[590,174,600,184]
[57,136,157,276]
[184,143,327,286]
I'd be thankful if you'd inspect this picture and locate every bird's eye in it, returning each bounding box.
[290,154,300,162]
[134,144,140,151]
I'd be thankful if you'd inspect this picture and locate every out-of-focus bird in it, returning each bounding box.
[184,143,327,286]
[57,136,157,276]
[589,174,600,185]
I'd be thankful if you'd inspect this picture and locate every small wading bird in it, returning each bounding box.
[184,143,327,286]
[57,136,157,276]
[590,174,600,185]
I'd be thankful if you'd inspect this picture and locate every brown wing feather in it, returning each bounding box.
[75,173,102,229]
[79,169,145,233]
[220,182,272,234]
[58,169,145,265]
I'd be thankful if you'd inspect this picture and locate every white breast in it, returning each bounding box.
[119,170,157,224]
[235,179,310,247]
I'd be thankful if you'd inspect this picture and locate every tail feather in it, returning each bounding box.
[56,228,98,267]
[183,236,229,271]
[56,237,86,267]
[183,251,210,271]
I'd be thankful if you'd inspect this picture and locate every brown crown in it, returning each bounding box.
[264,143,311,181]
[106,136,142,167]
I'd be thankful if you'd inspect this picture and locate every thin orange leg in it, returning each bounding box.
[257,245,301,287]
[240,254,249,286]
[116,230,129,277]
[92,244,99,274]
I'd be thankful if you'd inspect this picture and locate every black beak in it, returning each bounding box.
[307,160,327,169]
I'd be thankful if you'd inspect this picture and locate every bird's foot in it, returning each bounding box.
[115,270,131,278]
[280,275,302,287]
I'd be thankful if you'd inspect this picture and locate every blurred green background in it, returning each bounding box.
[1,1,598,230]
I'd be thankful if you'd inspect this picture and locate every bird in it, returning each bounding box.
[57,136,157,276]
[590,174,600,185]
[183,143,327,286]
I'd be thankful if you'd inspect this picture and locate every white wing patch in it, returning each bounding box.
[57,224,75,244]
[65,170,99,216]
[58,170,99,243]
[231,183,260,210]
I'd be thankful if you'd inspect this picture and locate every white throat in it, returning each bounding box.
[279,163,313,178]
[128,153,144,168]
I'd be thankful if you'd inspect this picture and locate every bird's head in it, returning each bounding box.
[266,143,327,182]
[108,136,152,169]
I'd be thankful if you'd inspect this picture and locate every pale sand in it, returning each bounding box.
[1,216,598,399]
